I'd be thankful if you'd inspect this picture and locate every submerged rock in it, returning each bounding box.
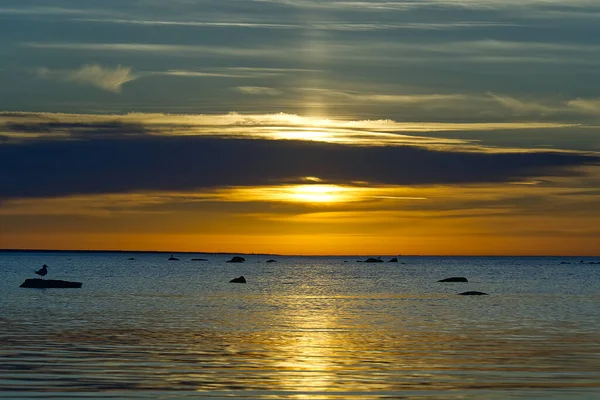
[364,258,384,263]
[127,257,135,260]
[191,258,208,261]
[438,277,469,282]
[20,278,82,289]
[226,256,246,263]
[266,259,277,263]
[458,291,488,296]
[229,276,247,283]
[388,258,398,262]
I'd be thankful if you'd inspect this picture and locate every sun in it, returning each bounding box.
[287,184,350,203]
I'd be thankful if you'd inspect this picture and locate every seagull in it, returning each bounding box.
[35,264,48,279]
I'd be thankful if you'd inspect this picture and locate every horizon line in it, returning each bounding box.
[0,248,598,257]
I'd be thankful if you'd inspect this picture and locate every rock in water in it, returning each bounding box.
[266,259,277,263]
[20,278,82,289]
[230,276,247,283]
[438,277,469,282]
[458,291,488,296]
[226,256,246,263]
[364,258,384,263]
[388,258,398,262]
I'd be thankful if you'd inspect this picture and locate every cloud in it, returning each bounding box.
[74,17,517,32]
[301,88,467,104]
[24,42,281,58]
[567,98,600,115]
[0,116,597,199]
[487,93,560,116]
[156,70,250,78]
[0,111,575,148]
[488,93,600,117]
[236,86,283,96]
[36,64,138,93]
[0,6,89,15]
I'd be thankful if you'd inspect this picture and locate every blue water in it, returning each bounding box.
[1,252,599,399]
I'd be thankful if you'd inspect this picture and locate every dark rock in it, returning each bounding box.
[229,276,247,283]
[191,258,208,261]
[364,258,384,263]
[266,259,277,263]
[458,291,488,296]
[20,278,82,289]
[388,258,398,262]
[226,256,246,263]
[438,277,469,282]
[127,257,135,260]
[168,254,179,261]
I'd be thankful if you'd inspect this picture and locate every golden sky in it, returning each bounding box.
[1,112,599,255]
[1,1,600,255]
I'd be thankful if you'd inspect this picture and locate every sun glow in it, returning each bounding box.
[231,184,354,204]
[287,184,350,203]
[215,183,428,205]
[271,128,338,142]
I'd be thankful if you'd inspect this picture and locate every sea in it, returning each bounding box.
[1,251,599,399]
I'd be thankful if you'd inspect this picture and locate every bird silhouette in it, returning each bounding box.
[35,264,48,279]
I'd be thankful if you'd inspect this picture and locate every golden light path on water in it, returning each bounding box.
[148,288,600,398]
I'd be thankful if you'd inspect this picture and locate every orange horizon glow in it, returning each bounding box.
[2,233,599,256]
[2,112,599,257]
[1,177,599,256]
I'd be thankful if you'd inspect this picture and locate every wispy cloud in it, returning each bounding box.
[22,39,600,68]
[0,7,90,15]
[23,42,281,58]
[36,64,137,93]
[237,86,283,96]
[567,98,600,115]
[487,93,560,116]
[74,17,517,32]
[75,18,294,30]
[0,111,575,148]
[33,65,296,93]
[247,0,600,12]
[489,93,600,117]
[301,88,468,104]
[153,69,283,79]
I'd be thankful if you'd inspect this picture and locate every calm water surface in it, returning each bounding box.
[1,252,599,399]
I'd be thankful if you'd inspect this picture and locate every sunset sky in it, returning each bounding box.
[1,0,599,255]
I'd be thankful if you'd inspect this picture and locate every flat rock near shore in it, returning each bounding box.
[20,278,82,289]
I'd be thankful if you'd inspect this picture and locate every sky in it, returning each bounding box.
[1,0,600,255]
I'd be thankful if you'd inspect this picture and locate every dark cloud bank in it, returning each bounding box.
[1,122,598,199]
